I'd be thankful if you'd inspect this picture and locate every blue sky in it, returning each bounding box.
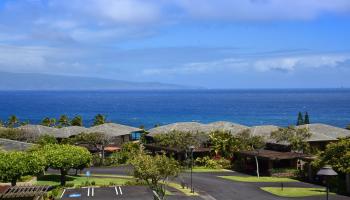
[1,0,350,88]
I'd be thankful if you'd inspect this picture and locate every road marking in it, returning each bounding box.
[114,186,119,195]
[119,186,123,195]
[92,187,94,196]
[87,187,90,196]
[60,189,66,199]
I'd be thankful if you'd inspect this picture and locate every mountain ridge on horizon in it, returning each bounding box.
[0,71,199,90]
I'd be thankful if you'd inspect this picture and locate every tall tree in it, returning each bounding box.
[346,124,350,130]
[296,112,304,126]
[209,130,239,158]
[304,112,310,124]
[130,153,180,200]
[271,126,311,153]
[58,115,70,127]
[50,118,56,127]
[0,151,45,186]
[41,117,51,127]
[40,144,92,186]
[93,114,106,126]
[7,115,19,128]
[314,139,350,193]
[70,132,110,165]
[71,116,83,126]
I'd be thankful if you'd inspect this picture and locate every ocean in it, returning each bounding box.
[0,89,349,129]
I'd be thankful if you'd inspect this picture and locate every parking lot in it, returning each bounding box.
[61,186,154,200]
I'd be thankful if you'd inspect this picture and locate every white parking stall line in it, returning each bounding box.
[92,187,94,196]
[119,186,123,195]
[60,189,66,199]
[87,187,90,197]
[114,186,119,195]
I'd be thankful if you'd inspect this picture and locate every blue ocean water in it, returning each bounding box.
[0,89,349,129]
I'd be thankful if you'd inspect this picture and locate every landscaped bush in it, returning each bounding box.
[195,156,231,169]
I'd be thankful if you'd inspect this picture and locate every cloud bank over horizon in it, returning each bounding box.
[0,0,350,88]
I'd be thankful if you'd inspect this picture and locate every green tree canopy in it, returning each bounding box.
[346,124,350,130]
[7,115,19,128]
[304,112,310,124]
[297,112,304,126]
[0,151,45,186]
[93,114,106,126]
[71,116,83,126]
[153,131,207,152]
[318,139,350,174]
[40,144,92,185]
[58,115,70,127]
[271,126,311,153]
[130,153,180,199]
[41,117,51,127]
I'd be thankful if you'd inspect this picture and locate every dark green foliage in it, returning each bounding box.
[153,131,207,151]
[107,142,141,166]
[304,112,310,124]
[346,124,350,130]
[7,115,19,128]
[297,112,304,126]
[41,117,51,127]
[0,128,33,142]
[36,134,58,146]
[93,114,106,126]
[58,115,70,127]
[71,116,83,126]
[270,126,311,153]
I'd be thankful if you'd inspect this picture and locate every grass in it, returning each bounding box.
[219,176,298,183]
[35,174,131,187]
[165,182,199,196]
[184,167,228,173]
[261,187,333,197]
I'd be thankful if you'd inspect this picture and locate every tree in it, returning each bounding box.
[153,131,207,153]
[50,118,56,127]
[40,144,92,185]
[58,115,70,127]
[271,126,311,153]
[41,117,51,127]
[7,115,19,128]
[0,151,45,186]
[304,112,310,124]
[130,153,180,200]
[209,130,239,158]
[70,132,110,165]
[346,124,350,130]
[297,112,304,126]
[314,139,350,193]
[71,116,83,126]
[93,114,106,126]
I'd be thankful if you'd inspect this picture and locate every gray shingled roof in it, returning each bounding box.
[87,123,142,137]
[0,138,34,151]
[148,121,249,136]
[15,123,140,138]
[250,125,280,138]
[297,123,350,142]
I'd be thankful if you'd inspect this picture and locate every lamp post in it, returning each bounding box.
[317,165,338,200]
[189,145,195,193]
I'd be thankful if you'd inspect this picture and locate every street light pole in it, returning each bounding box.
[189,145,195,193]
[317,166,338,200]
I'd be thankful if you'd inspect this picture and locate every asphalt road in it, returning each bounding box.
[61,186,154,200]
[50,167,350,200]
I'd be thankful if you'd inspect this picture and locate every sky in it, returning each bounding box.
[0,0,350,89]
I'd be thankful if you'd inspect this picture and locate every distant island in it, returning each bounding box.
[0,71,196,90]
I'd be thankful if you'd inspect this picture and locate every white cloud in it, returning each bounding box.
[175,0,350,21]
[143,53,350,76]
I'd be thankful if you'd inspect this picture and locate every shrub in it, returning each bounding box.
[65,183,74,188]
[195,156,231,169]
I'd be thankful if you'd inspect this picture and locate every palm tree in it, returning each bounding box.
[71,116,83,126]
[58,115,70,127]
[7,115,19,128]
[50,118,56,127]
[41,117,51,126]
[93,114,106,126]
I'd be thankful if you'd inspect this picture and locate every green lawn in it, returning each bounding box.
[185,167,228,173]
[35,174,131,187]
[261,187,332,197]
[165,182,199,196]
[219,176,298,183]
